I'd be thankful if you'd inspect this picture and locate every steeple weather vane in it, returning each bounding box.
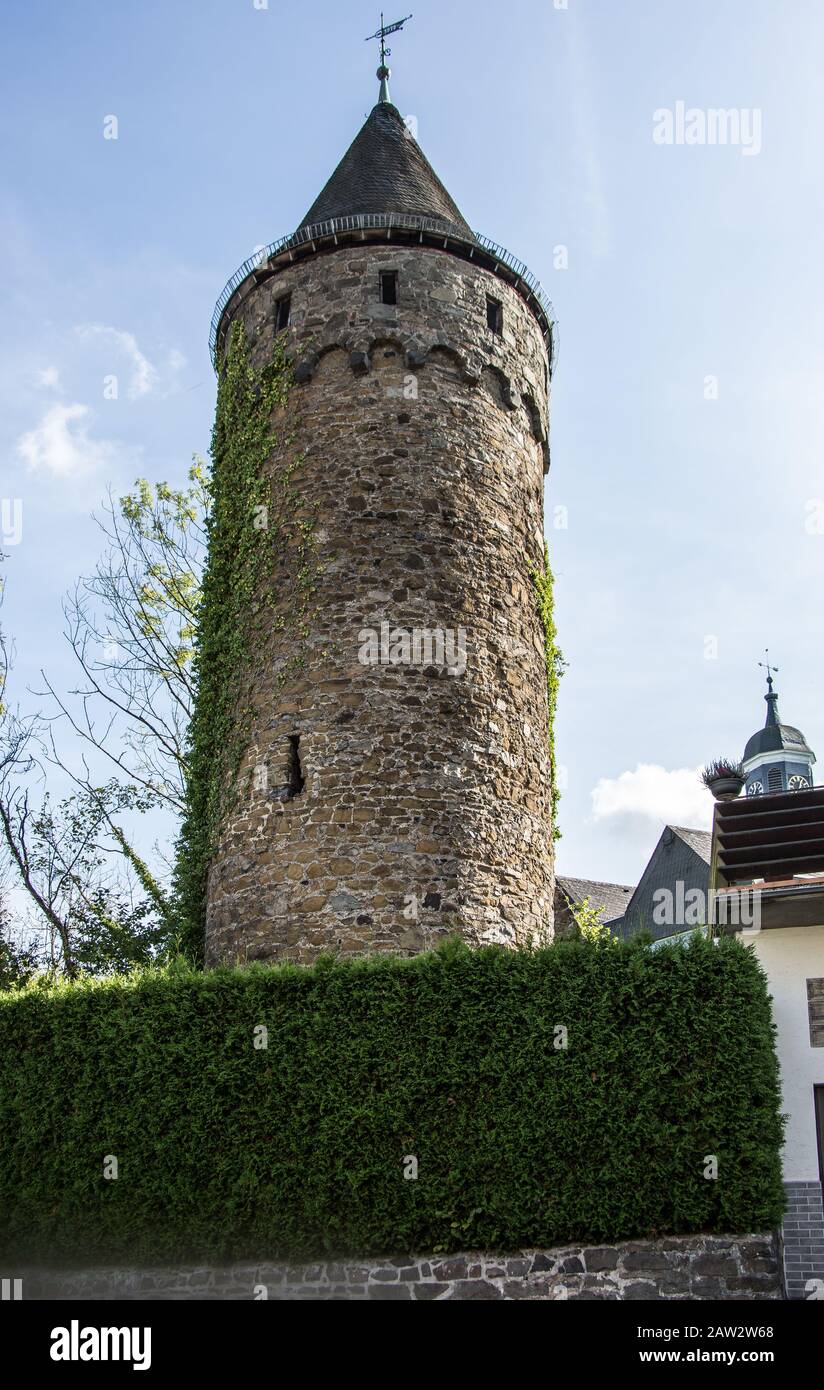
[365,13,413,104]
[759,649,779,690]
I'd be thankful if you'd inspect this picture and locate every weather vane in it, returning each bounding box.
[365,13,413,103]
[759,649,779,687]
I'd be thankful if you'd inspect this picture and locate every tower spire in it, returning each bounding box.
[743,653,815,795]
[759,650,780,727]
[364,12,413,105]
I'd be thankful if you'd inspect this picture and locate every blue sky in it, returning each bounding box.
[2,0,823,890]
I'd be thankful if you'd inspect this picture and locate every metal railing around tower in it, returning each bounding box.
[208,213,559,373]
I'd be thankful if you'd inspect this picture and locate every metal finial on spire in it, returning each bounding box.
[759,650,781,727]
[365,12,413,104]
[759,649,779,692]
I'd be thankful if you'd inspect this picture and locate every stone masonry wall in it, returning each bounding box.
[17,1234,781,1301]
[204,244,555,965]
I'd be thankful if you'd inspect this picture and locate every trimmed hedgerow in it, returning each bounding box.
[0,936,784,1265]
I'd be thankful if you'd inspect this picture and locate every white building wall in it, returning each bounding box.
[750,923,824,1181]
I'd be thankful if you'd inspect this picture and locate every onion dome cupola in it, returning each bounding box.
[742,668,816,796]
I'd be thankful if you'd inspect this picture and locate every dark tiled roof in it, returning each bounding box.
[618,824,711,942]
[556,877,636,926]
[743,683,814,762]
[744,722,813,761]
[299,102,472,235]
[669,825,712,863]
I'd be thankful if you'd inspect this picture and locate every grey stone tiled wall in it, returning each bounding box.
[781,1181,824,1300]
[16,1233,780,1301]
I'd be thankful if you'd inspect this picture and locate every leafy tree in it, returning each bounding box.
[0,463,207,978]
[4,784,174,977]
[570,895,613,942]
[39,461,208,811]
[0,884,38,990]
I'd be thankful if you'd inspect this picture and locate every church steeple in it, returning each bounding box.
[742,663,816,796]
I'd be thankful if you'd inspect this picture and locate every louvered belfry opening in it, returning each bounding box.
[712,785,824,887]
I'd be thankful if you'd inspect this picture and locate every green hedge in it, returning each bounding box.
[0,936,784,1264]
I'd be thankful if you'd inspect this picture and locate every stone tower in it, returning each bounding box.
[204,72,557,965]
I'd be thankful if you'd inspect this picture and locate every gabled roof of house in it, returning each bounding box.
[668,825,712,863]
[556,876,636,927]
[617,823,712,942]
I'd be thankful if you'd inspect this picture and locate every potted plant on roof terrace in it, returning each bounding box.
[701,757,745,802]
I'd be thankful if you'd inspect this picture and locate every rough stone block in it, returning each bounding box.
[623,1281,661,1300]
[447,1280,503,1300]
[693,1255,739,1278]
[583,1248,618,1272]
[622,1251,669,1273]
[432,1258,468,1281]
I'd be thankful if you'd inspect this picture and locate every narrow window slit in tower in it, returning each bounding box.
[486,295,503,334]
[275,294,292,332]
[768,767,783,792]
[287,735,305,798]
[380,271,398,305]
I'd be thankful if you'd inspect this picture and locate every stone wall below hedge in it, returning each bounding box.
[18,1233,781,1301]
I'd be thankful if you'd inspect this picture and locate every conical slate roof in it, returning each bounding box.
[298,101,472,235]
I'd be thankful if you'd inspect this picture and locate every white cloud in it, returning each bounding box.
[38,366,61,389]
[76,324,158,399]
[591,763,713,832]
[17,402,117,478]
